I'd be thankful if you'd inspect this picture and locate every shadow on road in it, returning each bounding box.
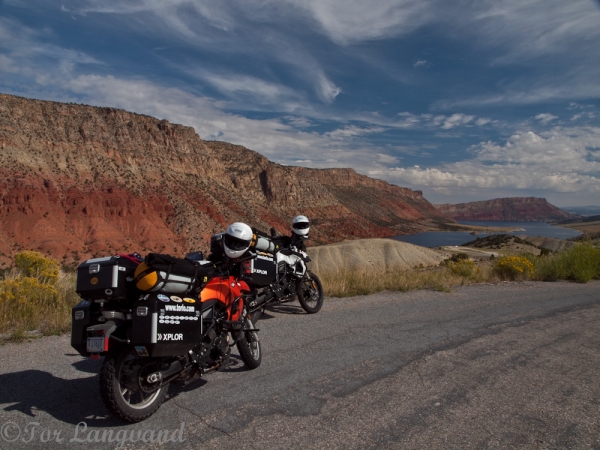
[0,353,255,426]
[266,303,306,316]
[0,369,122,427]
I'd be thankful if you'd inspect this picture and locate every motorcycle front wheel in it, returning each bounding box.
[236,317,262,369]
[100,345,169,423]
[296,271,324,314]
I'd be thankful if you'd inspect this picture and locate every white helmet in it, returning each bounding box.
[292,215,310,236]
[223,222,253,258]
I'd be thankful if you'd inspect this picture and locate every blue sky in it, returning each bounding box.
[1,0,600,207]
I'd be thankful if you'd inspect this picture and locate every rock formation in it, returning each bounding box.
[434,197,577,222]
[0,93,451,266]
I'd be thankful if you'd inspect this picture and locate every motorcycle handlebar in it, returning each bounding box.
[234,251,257,263]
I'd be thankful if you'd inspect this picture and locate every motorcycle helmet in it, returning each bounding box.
[223,222,253,258]
[292,215,310,236]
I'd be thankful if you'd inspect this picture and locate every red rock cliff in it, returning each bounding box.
[0,93,450,265]
[434,197,577,221]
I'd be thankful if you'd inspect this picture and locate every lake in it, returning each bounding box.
[393,220,582,248]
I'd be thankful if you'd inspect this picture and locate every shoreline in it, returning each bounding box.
[439,222,526,233]
[555,220,600,234]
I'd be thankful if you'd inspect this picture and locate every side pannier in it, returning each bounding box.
[76,254,142,301]
[133,253,215,295]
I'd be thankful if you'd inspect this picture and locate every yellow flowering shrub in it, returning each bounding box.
[494,256,535,281]
[14,250,60,284]
[0,251,76,338]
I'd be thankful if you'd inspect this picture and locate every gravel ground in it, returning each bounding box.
[0,281,599,449]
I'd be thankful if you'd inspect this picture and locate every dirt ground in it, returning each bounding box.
[307,238,447,272]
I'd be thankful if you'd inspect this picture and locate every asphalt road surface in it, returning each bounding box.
[1,281,599,449]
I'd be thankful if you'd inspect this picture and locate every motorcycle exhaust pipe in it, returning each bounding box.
[146,360,185,385]
[161,360,184,379]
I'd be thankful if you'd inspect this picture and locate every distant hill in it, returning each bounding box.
[434,197,579,222]
[561,206,600,217]
[0,93,450,265]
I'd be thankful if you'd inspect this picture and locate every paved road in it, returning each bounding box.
[1,281,599,449]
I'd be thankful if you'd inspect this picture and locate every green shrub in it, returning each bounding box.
[534,244,600,283]
[449,252,470,262]
[448,259,479,278]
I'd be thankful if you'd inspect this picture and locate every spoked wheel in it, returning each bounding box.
[100,345,168,422]
[296,271,324,314]
[236,316,262,369]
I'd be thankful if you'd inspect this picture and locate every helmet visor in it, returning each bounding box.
[224,234,250,251]
[293,222,310,230]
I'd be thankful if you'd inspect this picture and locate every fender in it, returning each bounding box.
[201,276,251,321]
[85,321,120,355]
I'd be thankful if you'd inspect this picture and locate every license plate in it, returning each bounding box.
[87,337,105,353]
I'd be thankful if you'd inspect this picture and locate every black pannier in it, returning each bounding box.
[76,255,141,301]
[133,253,216,295]
[131,293,203,357]
[242,252,278,287]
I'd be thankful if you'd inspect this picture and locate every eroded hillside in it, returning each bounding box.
[0,93,450,265]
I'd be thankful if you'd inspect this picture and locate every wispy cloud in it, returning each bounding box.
[286,0,434,45]
[535,113,558,124]
[384,112,493,131]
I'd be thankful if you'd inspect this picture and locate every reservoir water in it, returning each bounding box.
[393,220,582,248]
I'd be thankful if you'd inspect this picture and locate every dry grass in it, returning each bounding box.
[315,242,600,298]
[314,262,498,298]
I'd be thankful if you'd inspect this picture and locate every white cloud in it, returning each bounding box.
[370,127,600,201]
[440,113,475,130]
[376,153,400,164]
[385,112,490,131]
[316,73,341,103]
[282,116,313,128]
[535,113,558,124]
[286,0,434,45]
[413,59,428,68]
[198,72,300,107]
[325,125,385,140]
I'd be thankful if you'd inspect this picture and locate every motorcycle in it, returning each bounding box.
[210,230,324,321]
[70,252,261,422]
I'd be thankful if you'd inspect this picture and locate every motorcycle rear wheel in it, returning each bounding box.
[296,271,324,314]
[236,317,262,369]
[100,345,169,422]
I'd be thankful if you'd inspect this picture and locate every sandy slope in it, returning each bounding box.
[307,238,446,272]
[520,236,577,252]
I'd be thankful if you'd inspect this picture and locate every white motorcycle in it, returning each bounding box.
[210,230,324,319]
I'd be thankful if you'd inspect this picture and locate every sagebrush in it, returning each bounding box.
[0,251,79,340]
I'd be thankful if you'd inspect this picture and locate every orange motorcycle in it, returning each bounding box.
[71,253,261,422]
